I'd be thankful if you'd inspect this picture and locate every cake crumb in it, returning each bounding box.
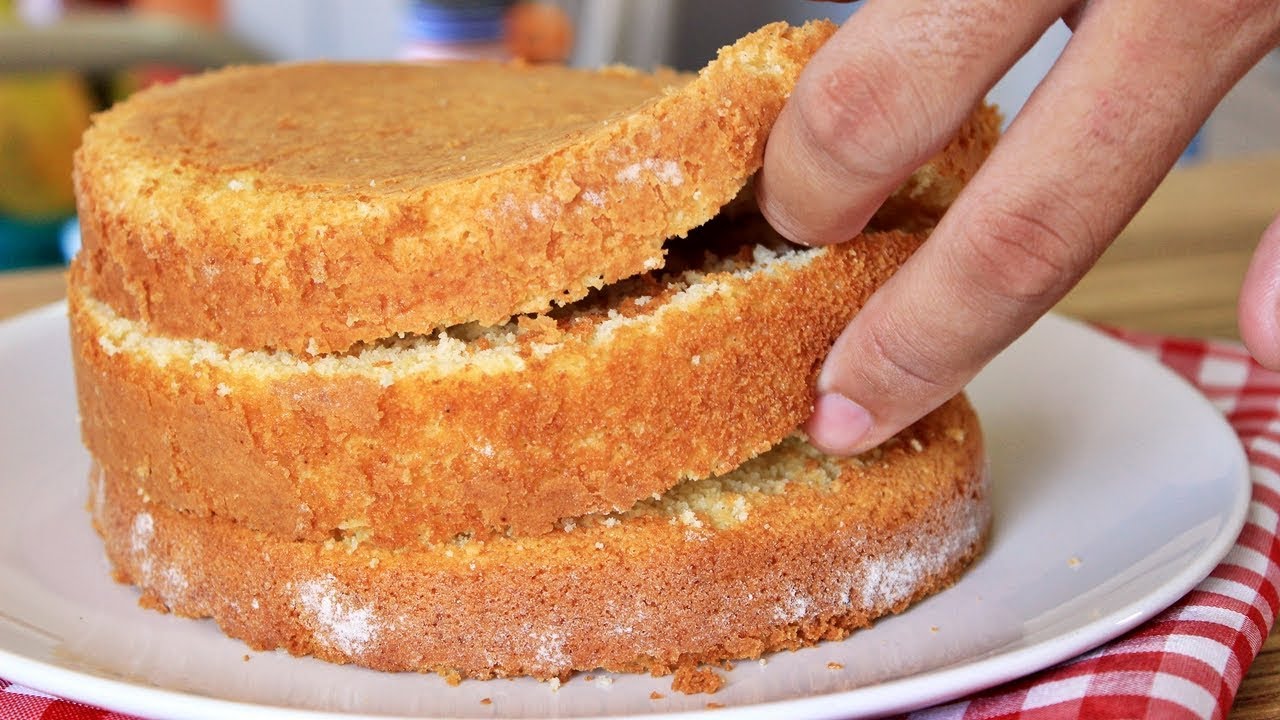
[758,658,768,667]
[547,677,561,692]
[650,691,665,700]
[827,662,844,670]
[677,509,703,529]
[931,626,940,633]
[242,654,250,662]
[1068,556,1082,569]
[706,702,725,709]
[480,698,491,705]
[671,665,723,695]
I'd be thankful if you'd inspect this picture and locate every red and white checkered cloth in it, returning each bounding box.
[3,329,1277,720]
[897,329,1280,720]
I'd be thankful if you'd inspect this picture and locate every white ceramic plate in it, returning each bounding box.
[0,305,1250,720]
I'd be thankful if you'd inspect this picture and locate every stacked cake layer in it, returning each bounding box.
[69,20,997,682]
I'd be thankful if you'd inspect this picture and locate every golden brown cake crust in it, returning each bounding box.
[91,395,989,681]
[72,22,837,354]
[71,227,926,547]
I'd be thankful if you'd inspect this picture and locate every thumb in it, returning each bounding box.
[1239,213,1280,369]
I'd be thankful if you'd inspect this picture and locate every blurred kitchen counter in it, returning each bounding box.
[0,151,1279,716]
[0,263,64,316]
[1057,152,1279,341]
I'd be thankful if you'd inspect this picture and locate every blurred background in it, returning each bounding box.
[0,0,1277,272]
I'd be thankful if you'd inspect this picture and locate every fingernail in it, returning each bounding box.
[806,393,874,455]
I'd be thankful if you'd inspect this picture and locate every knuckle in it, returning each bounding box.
[793,50,936,184]
[863,315,952,395]
[787,0,1021,193]
[961,194,1098,306]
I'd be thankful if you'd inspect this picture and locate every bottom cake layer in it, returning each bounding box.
[90,395,990,682]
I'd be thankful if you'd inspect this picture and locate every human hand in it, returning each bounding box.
[758,0,1280,455]
[1239,214,1280,367]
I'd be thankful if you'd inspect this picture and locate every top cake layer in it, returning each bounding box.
[72,21,837,354]
[101,64,682,190]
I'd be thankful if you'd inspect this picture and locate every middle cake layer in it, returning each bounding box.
[71,223,924,547]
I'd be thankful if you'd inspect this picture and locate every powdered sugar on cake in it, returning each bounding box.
[533,629,570,670]
[859,553,929,610]
[295,574,381,656]
[130,512,154,577]
[616,158,684,187]
[774,587,811,622]
[128,511,189,605]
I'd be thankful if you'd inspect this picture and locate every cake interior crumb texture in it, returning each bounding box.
[70,217,928,547]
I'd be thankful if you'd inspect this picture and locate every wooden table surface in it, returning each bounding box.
[2,154,1279,716]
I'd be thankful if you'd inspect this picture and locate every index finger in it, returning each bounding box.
[757,0,1069,247]
[807,0,1279,455]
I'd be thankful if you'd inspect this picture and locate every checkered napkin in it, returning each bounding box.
[900,329,1280,720]
[3,329,1277,720]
